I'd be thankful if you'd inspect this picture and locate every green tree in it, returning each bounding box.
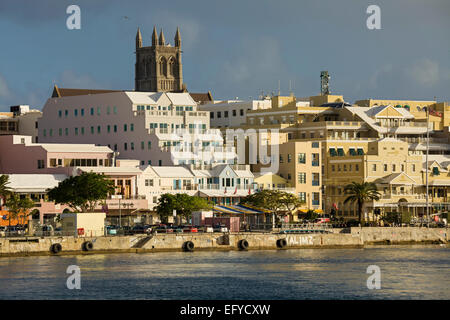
[343,182,381,225]
[155,193,212,224]
[0,174,11,210]
[47,172,115,212]
[155,193,177,223]
[5,193,35,227]
[241,190,302,225]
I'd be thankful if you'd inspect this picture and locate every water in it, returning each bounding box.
[0,246,448,299]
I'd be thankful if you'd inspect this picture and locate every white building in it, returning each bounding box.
[198,99,272,128]
[38,88,236,166]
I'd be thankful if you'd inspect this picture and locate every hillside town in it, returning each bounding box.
[0,27,449,237]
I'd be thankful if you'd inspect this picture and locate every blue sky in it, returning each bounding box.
[0,0,449,111]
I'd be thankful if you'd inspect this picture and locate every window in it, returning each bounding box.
[343,164,347,172]
[124,124,127,132]
[64,110,68,117]
[113,106,117,114]
[279,155,283,163]
[37,160,45,169]
[331,165,335,172]
[412,164,416,172]
[74,109,78,116]
[312,142,319,148]
[298,192,306,202]
[49,129,53,136]
[158,160,162,166]
[372,164,377,171]
[145,179,154,187]
[148,160,152,165]
[97,107,101,115]
[210,112,214,119]
[392,164,396,172]
[59,128,62,136]
[298,153,306,164]
[312,192,320,206]
[90,108,94,115]
[312,153,319,166]
[287,174,291,180]
[141,141,144,150]
[58,110,62,118]
[107,106,111,115]
[75,128,78,135]
[337,148,344,156]
[114,144,117,151]
[81,108,84,116]
[329,148,337,157]
[107,125,111,133]
[124,143,128,150]
[114,125,117,133]
[349,148,356,156]
[130,124,134,131]
[384,164,388,172]
[240,109,244,116]
[97,126,101,134]
[355,164,359,171]
[298,173,306,184]
[287,154,292,163]
[131,142,134,150]
[401,164,405,172]
[148,141,151,149]
[357,148,364,155]
[90,126,94,134]
[232,110,236,117]
[65,128,68,136]
[43,129,46,137]
[217,112,221,118]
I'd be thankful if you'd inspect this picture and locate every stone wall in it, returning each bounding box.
[0,227,447,257]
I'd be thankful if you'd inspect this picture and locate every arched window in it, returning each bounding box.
[168,57,175,76]
[159,57,167,76]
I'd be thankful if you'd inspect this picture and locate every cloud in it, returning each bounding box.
[368,64,393,90]
[58,70,104,89]
[405,59,439,87]
[221,36,286,88]
[0,74,12,98]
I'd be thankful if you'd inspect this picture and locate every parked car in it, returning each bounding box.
[183,226,198,233]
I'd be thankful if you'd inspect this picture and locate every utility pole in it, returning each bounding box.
[426,106,430,228]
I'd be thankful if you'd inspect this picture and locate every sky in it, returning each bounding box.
[0,0,449,111]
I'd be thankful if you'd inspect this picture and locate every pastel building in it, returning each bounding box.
[0,135,114,174]
[38,88,236,166]
[0,105,42,142]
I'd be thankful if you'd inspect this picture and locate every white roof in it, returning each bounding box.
[36,143,112,153]
[124,92,165,105]
[152,166,194,178]
[5,174,67,192]
[234,170,254,178]
[166,92,197,106]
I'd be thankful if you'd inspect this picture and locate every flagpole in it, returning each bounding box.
[426,106,429,228]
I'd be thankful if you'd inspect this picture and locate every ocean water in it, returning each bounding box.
[0,246,448,299]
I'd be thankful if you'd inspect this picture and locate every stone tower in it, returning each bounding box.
[135,26,184,92]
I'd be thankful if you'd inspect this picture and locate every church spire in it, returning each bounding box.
[152,26,158,46]
[159,28,165,46]
[136,27,142,49]
[174,27,181,47]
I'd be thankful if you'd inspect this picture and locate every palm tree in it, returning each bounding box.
[344,182,381,225]
[0,174,11,210]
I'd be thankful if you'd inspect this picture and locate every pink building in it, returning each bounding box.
[0,135,114,174]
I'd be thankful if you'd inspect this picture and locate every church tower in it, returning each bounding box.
[135,26,184,92]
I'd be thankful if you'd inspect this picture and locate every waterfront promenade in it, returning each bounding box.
[0,227,447,257]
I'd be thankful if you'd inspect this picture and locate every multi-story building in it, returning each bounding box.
[0,105,42,142]
[38,89,236,166]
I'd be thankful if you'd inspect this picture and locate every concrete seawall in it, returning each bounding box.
[0,227,447,257]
